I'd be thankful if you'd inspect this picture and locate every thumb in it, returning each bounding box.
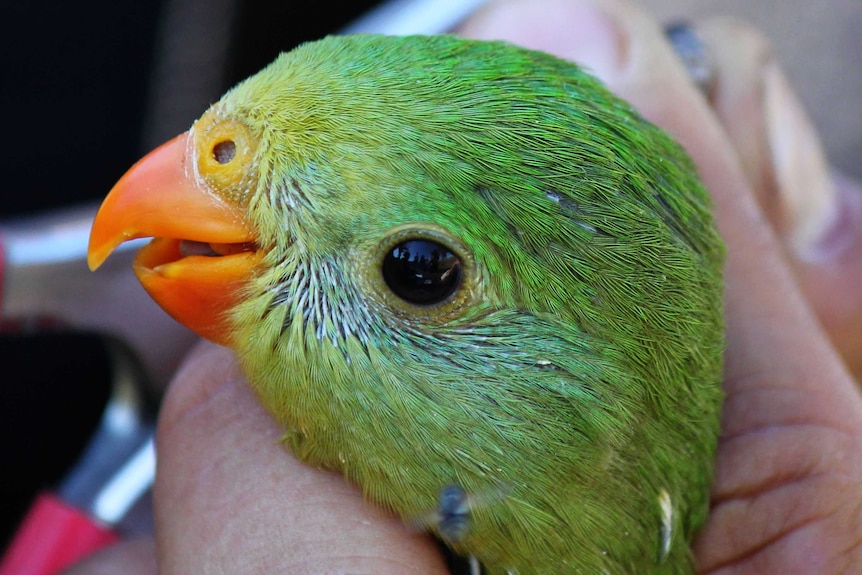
[152,341,447,574]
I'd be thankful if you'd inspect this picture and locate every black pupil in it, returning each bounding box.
[382,240,462,305]
[213,140,236,164]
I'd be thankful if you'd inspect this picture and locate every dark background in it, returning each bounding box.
[0,0,380,547]
[0,0,380,217]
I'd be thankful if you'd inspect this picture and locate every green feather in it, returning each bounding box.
[207,34,723,573]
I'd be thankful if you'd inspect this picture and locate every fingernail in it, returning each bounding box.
[765,64,844,261]
[457,0,627,81]
[813,171,862,261]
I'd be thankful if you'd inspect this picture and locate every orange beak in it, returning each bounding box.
[88,132,260,346]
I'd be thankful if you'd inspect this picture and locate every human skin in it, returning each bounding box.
[68,0,862,573]
[639,0,862,182]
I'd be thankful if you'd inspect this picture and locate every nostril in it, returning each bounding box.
[212,140,236,165]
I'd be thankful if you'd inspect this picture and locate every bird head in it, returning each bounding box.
[88,39,724,568]
[88,35,620,348]
[88,33,720,400]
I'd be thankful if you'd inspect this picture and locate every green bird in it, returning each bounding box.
[88,34,724,574]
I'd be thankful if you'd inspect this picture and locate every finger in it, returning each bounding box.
[460,0,862,572]
[153,341,448,574]
[62,538,157,575]
[697,17,862,378]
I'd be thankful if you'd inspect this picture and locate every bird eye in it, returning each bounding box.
[382,239,462,306]
[212,140,236,164]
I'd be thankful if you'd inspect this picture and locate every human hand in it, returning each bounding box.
[68,1,862,573]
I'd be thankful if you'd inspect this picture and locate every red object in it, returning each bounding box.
[0,493,118,575]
